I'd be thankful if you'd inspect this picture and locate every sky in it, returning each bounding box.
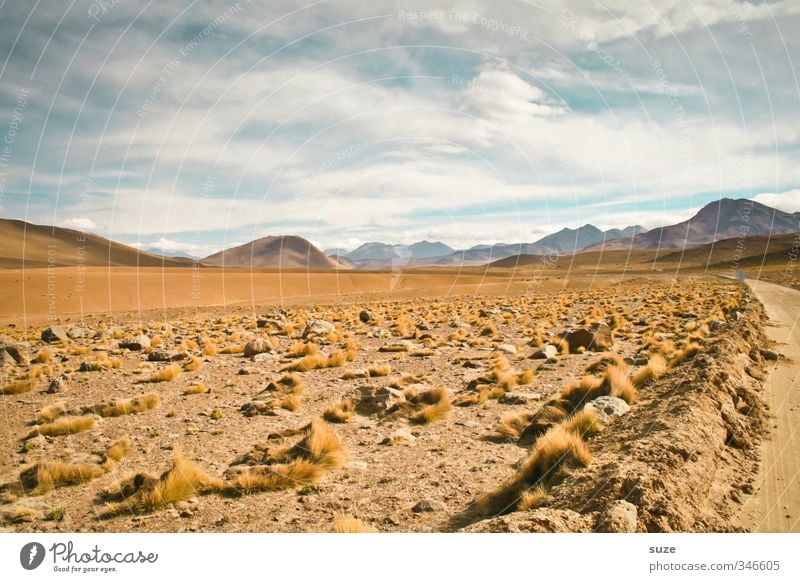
[0,0,798,257]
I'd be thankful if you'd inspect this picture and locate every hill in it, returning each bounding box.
[202,235,346,269]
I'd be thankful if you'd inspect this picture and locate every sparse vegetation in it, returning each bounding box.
[85,393,160,417]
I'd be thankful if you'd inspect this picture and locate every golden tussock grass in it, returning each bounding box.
[202,341,219,356]
[603,364,638,404]
[36,401,67,423]
[34,348,54,363]
[631,354,667,387]
[401,385,452,424]
[368,364,392,377]
[480,322,498,337]
[557,338,570,355]
[183,383,209,395]
[323,399,355,423]
[19,461,107,496]
[141,364,182,383]
[104,437,132,464]
[281,350,354,372]
[277,394,300,411]
[487,411,535,441]
[219,344,244,354]
[1,379,33,395]
[225,460,323,494]
[286,342,318,358]
[585,353,626,374]
[32,415,96,438]
[182,356,203,372]
[562,409,602,438]
[517,485,549,511]
[331,515,378,533]
[71,346,92,355]
[669,342,701,368]
[102,452,225,516]
[477,424,591,516]
[87,392,160,417]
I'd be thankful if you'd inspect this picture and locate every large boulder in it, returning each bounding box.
[352,385,405,416]
[559,322,613,352]
[584,396,630,423]
[243,338,272,358]
[67,325,90,339]
[41,326,69,343]
[359,310,377,324]
[530,344,558,360]
[302,319,335,338]
[119,334,151,351]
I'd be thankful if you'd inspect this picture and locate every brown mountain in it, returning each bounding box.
[202,235,347,269]
[584,198,799,251]
[0,218,192,268]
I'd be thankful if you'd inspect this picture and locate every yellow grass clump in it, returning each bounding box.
[368,364,392,377]
[517,486,549,511]
[286,342,319,358]
[331,515,378,533]
[323,399,355,423]
[32,415,96,438]
[183,383,209,395]
[562,409,602,438]
[631,354,667,387]
[36,401,67,423]
[183,356,203,372]
[34,348,54,363]
[142,364,182,383]
[1,378,33,395]
[86,392,160,417]
[281,350,354,372]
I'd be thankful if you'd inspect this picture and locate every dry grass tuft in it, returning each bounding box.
[323,399,355,423]
[1,379,33,395]
[142,364,182,383]
[36,401,67,423]
[104,437,132,463]
[368,364,392,377]
[87,392,161,417]
[331,515,378,533]
[34,348,54,363]
[631,354,667,387]
[286,342,319,358]
[31,415,96,438]
[19,461,106,496]
[183,383,209,395]
[562,409,602,438]
[281,350,353,372]
[182,356,203,372]
[517,485,549,511]
[603,364,638,404]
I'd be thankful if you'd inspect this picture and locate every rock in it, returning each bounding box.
[47,376,66,394]
[596,500,638,532]
[709,320,724,332]
[501,391,541,405]
[450,319,469,329]
[120,334,151,350]
[0,350,17,367]
[381,428,416,445]
[344,368,370,379]
[24,435,47,449]
[463,508,594,533]
[759,348,779,361]
[169,352,189,361]
[251,353,274,363]
[412,499,447,513]
[359,310,377,324]
[354,386,406,416]
[584,396,630,423]
[256,319,269,328]
[147,351,172,362]
[244,338,272,358]
[495,343,517,355]
[302,319,335,338]
[559,323,613,352]
[41,326,69,343]
[67,326,89,339]
[238,367,257,375]
[530,344,558,360]
[2,344,26,364]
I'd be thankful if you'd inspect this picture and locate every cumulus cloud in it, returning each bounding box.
[753,190,800,213]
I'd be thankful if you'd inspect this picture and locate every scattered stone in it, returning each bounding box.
[302,319,335,338]
[501,391,541,405]
[411,499,447,513]
[759,348,779,361]
[530,344,558,360]
[596,500,638,532]
[120,334,151,351]
[381,428,416,445]
[147,351,172,362]
[2,344,26,364]
[41,326,69,343]
[584,396,630,423]
[46,376,66,394]
[559,322,613,352]
[354,386,406,416]
[359,310,377,323]
[244,338,272,358]
[67,326,89,339]
[495,343,517,355]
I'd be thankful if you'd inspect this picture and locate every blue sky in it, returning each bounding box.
[0,0,798,256]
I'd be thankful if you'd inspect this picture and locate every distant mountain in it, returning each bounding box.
[324,247,350,257]
[0,218,192,268]
[526,224,648,254]
[346,240,455,263]
[585,198,800,251]
[142,247,197,259]
[202,235,348,269]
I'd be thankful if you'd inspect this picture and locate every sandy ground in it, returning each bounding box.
[737,279,800,532]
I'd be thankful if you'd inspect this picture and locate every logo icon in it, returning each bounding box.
[20,542,46,570]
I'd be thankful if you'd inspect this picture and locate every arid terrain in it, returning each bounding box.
[1,266,789,532]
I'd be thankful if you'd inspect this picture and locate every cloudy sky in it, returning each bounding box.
[0,0,798,256]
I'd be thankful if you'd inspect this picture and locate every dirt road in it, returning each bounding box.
[738,279,800,532]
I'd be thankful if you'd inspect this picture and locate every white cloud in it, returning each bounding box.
[59,217,99,231]
[753,190,800,213]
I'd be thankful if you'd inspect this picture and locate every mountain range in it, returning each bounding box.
[1,198,797,270]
